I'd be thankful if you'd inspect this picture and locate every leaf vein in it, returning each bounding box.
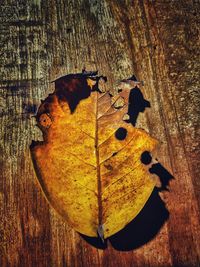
[100,135,135,165]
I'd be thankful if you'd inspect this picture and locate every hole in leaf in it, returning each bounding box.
[127,87,151,126]
[149,163,174,191]
[141,151,152,165]
[115,127,127,140]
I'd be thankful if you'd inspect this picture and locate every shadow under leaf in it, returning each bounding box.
[80,233,108,249]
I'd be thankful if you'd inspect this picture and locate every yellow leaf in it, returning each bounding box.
[30,73,158,238]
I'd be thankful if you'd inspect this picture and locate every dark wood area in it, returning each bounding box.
[0,1,199,266]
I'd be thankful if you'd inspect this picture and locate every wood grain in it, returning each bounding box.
[0,1,199,266]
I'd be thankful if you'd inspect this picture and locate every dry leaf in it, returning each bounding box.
[30,72,158,238]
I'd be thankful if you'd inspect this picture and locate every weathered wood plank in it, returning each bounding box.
[0,0,199,266]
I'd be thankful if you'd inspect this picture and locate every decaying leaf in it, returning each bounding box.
[30,71,158,239]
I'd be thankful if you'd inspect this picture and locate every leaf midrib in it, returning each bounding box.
[95,91,103,228]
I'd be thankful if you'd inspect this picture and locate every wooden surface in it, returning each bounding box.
[0,1,199,266]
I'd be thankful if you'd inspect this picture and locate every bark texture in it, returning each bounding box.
[0,0,199,266]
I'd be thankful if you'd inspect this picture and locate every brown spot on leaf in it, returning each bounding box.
[39,113,52,128]
[104,164,113,171]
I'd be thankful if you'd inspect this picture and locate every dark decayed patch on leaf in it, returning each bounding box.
[55,75,91,113]
[35,71,107,129]
[53,72,107,113]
